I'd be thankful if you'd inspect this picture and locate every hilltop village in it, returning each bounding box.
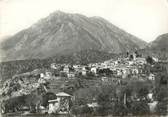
[0,52,168,116]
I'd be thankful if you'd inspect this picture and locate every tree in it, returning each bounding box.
[71,105,93,115]
[41,92,57,108]
[96,84,117,115]
[146,56,154,65]
[156,101,168,115]
[138,87,149,101]
[154,76,168,115]
[113,101,128,116]
[129,55,134,61]
[1,96,25,113]
[130,101,150,115]
[126,52,129,58]
[155,87,168,102]
[154,72,168,89]
[60,79,84,95]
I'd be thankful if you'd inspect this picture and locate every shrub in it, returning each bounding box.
[155,101,168,115]
[71,105,93,115]
[113,102,128,116]
[130,101,150,115]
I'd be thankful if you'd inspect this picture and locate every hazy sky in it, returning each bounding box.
[0,0,168,42]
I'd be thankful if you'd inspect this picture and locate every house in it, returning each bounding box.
[82,68,87,76]
[91,67,97,74]
[132,52,137,60]
[128,61,134,65]
[87,102,99,108]
[73,65,81,70]
[87,98,100,113]
[81,66,89,76]
[152,57,159,62]
[67,72,75,78]
[114,61,119,66]
[101,77,108,82]
[148,73,155,80]
[45,71,52,78]
[40,73,45,78]
[40,70,52,80]
[101,62,108,68]
[56,92,72,114]
[129,67,139,75]
[136,57,146,65]
[50,63,57,69]
[38,78,46,84]
[63,65,70,73]
[48,99,60,114]
[148,101,158,113]
[116,69,122,76]
[121,68,129,79]
[147,92,154,101]
[48,92,72,114]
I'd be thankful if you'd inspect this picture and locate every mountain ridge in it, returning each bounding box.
[0,11,147,62]
[137,33,168,59]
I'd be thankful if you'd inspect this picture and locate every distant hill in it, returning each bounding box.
[137,33,168,59]
[149,33,168,52]
[0,11,147,62]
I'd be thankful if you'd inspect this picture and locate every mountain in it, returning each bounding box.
[138,33,168,59]
[0,11,147,61]
[149,33,168,52]
[149,33,168,59]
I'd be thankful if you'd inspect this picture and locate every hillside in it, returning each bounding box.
[0,50,117,83]
[141,33,168,59]
[149,33,168,52]
[0,11,147,62]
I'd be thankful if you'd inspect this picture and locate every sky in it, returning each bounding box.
[0,0,168,42]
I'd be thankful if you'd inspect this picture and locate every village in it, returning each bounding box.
[0,51,168,116]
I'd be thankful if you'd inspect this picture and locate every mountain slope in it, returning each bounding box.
[149,33,168,51]
[138,33,168,59]
[149,33,168,59]
[0,11,147,61]
[0,49,118,83]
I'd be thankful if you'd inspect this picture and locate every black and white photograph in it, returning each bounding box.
[0,0,168,116]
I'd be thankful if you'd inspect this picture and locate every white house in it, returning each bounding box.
[152,57,159,62]
[67,72,75,78]
[101,77,108,82]
[147,92,154,101]
[148,73,155,80]
[121,68,129,79]
[63,66,70,73]
[87,102,99,108]
[116,69,122,76]
[48,92,72,114]
[50,63,57,69]
[136,58,147,65]
[81,67,87,76]
[56,92,72,114]
[38,78,46,84]
[40,71,52,80]
[148,101,158,113]
[128,61,134,65]
[48,99,60,114]
[91,67,97,74]
[101,62,108,68]
[130,67,139,75]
